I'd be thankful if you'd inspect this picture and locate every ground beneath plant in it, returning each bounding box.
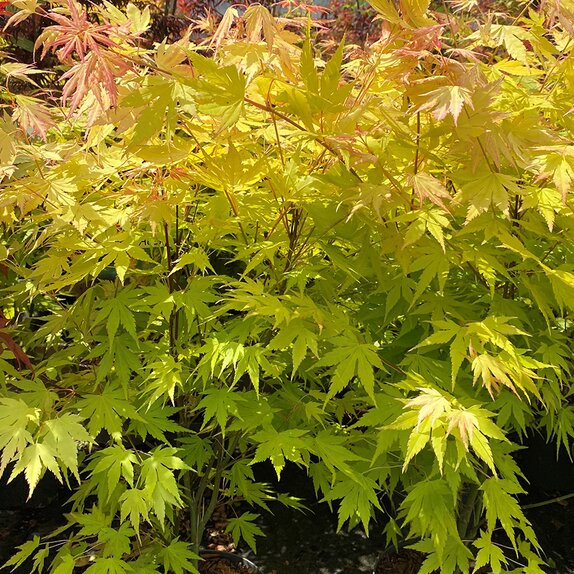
[198,554,258,574]
[3,452,574,574]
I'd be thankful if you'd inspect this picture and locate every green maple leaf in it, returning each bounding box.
[9,442,62,494]
[94,289,139,345]
[0,398,40,476]
[129,403,186,442]
[402,479,459,557]
[43,414,92,480]
[178,434,214,471]
[324,475,382,533]
[473,532,508,574]
[481,477,526,548]
[76,387,141,441]
[140,447,188,523]
[119,489,150,537]
[51,554,76,574]
[3,535,40,571]
[91,445,138,495]
[457,171,518,221]
[143,355,183,406]
[99,523,134,559]
[317,339,383,401]
[225,512,264,553]
[312,430,364,474]
[268,318,318,374]
[158,539,200,574]
[251,427,310,477]
[72,507,112,536]
[197,387,244,433]
[84,557,133,574]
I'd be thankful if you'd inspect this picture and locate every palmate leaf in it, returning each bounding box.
[140,448,188,524]
[190,55,246,131]
[312,430,364,474]
[414,85,473,125]
[128,404,186,443]
[410,172,451,211]
[12,95,54,140]
[0,398,40,476]
[76,387,141,441]
[91,445,138,495]
[473,532,508,574]
[251,428,311,477]
[323,474,382,533]
[119,489,150,537]
[9,442,62,494]
[158,539,200,574]
[317,339,383,401]
[268,318,318,374]
[99,523,134,559]
[481,477,527,548]
[84,557,133,574]
[402,479,459,558]
[3,535,40,571]
[93,289,138,345]
[457,170,519,221]
[51,554,76,574]
[43,413,92,479]
[410,538,472,574]
[197,387,244,433]
[225,512,264,553]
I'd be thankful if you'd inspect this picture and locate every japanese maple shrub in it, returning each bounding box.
[1,0,574,572]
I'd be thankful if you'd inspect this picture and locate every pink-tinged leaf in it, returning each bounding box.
[39,0,120,62]
[12,95,54,140]
[60,50,129,114]
[35,0,134,115]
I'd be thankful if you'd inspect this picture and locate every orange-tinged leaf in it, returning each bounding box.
[410,172,451,210]
[12,95,54,140]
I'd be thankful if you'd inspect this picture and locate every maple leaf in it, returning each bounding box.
[9,442,62,494]
[39,0,121,62]
[481,478,526,548]
[84,557,133,574]
[60,50,131,114]
[407,388,451,429]
[43,414,92,480]
[98,523,134,559]
[445,409,477,449]
[91,445,138,494]
[3,0,40,27]
[414,85,473,125]
[323,475,382,533]
[12,95,54,140]
[410,172,451,211]
[2,536,41,572]
[119,489,150,537]
[197,387,244,433]
[456,170,518,221]
[473,532,508,573]
[402,479,459,555]
[225,513,264,553]
[159,539,200,574]
[316,339,383,400]
[251,427,311,477]
[35,0,133,115]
